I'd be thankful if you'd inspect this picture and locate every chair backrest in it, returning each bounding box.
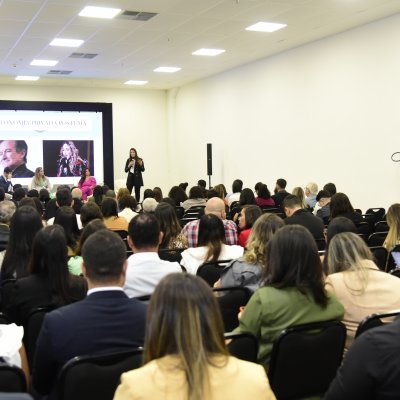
[268,320,346,400]
[175,206,185,219]
[196,260,233,287]
[365,208,386,224]
[56,348,143,400]
[367,232,388,247]
[225,332,258,363]
[355,310,400,338]
[179,217,197,227]
[356,222,370,240]
[158,248,183,263]
[375,220,389,232]
[0,362,27,392]
[213,286,251,332]
[369,246,388,271]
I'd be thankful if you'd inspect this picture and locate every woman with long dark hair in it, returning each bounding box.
[168,185,188,206]
[237,205,262,247]
[125,148,145,202]
[237,225,344,371]
[330,192,363,224]
[256,184,275,208]
[101,198,128,232]
[77,168,96,201]
[114,273,275,400]
[54,206,80,255]
[6,225,87,325]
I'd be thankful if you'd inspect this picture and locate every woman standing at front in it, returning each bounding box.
[125,148,144,202]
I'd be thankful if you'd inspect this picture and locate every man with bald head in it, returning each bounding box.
[182,197,238,247]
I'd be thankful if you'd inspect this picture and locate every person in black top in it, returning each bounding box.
[271,178,290,210]
[125,148,145,202]
[0,167,13,194]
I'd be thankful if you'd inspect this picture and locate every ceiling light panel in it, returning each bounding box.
[192,48,225,56]
[79,6,122,19]
[30,59,58,66]
[154,67,181,73]
[15,76,40,81]
[50,38,84,47]
[124,80,148,85]
[245,22,287,33]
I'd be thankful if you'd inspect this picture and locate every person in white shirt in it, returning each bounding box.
[124,213,182,298]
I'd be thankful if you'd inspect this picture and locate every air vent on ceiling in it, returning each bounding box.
[117,10,158,21]
[47,70,72,75]
[69,53,98,59]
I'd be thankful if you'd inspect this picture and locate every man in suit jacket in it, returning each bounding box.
[283,194,324,239]
[32,230,147,398]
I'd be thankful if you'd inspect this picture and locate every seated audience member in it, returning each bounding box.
[105,189,116,199]
[197,179,207,197]
[117,187,130,203]
[291,186,309,209]
[54,206,81,256]
[179,182,188,192]
[0,200,16,251]
[114,273,275,400]
[27,189,39,198]
[181,214,243,275]
[0,167,13,194]
[237,205,262,248]
[213,183,228,203]
[283,195,324,239]
[232,188,257,222]
[30,167,52,192]
[32,230,147,398]
[325,232,400,351]
[71,187,83,215]
[44,185,69,221]
[68,219,107,275]
[124,213,182,298]
[153,186,163,203]
[182,197,238,247]
[271,178,290,209]
[12,187,26,205]
[6,225,86,325]
[143,188,155,200]
[102,197,128,232]
[237,225,344,371]
[226,179,243,206]
[154,202,188,250]
[304,182,318,209]
[324,316,400,400]
[168,185,188,207]
[206,189,219,199]
[330,192,363,225]
[383,203,400,251]
[88,185,105,207]
[315,189,331,224]
[323,182,337,197]
[118,194,139,223]
[217,213,284,292]
[255,183,275,208]
[79,201,103,227]
[19,197,43,221]
[142,197,158,214]
[0,206,42,279]
[181,186,206,211]
[39,188,50,208]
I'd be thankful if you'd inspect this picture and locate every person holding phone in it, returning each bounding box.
[125,148,144,202]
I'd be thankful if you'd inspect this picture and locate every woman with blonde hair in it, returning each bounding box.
[114,273,275,400]
[30,167,52,191]
[325,232,400,350]
[291,186,308,209]
[383,203,400,251]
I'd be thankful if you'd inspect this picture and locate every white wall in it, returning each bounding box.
[0,85,169,194]
[169,13,400,212]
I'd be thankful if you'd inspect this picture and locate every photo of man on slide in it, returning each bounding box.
[0,140,34,177]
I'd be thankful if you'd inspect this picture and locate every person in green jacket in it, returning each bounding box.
[237,224,344,371]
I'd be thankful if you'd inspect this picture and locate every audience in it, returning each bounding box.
[89,185,105,207]
[118,194,139,223]
[153,186,163,203]
[142,197,158,213]
[0,200,16,251]
[181,186,206,211]
[330,192,363,225]
[291,186,308,210]
[101,197,128,232]
[168,185,188,206]
[255,183,275,208]
[237,205,262,247]
[315,189,331,224]
[54,206,80,256]
[114,273,275,400]
[383,203,400,251]
[323,182,337,197]
[227,179,243,206]
[304,182,318,209]
[271,178,289,209]
[79,201,103,227]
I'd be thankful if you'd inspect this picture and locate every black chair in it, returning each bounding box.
[389,268,400,278]
[175,206,185,219]
[113,230,129,250]
[268,320,346,400]
[0,362,27,393]
[367,232,387,247]
[179,217,197,227]
[56,348,143,400]
[196,260,232,287]
[213,287,251,332]
[355,311,400,338]
[369,246,388,271]
[225,332,258,363]
[315,238,326,251]
[158,248,183,263]
[260,207,280,214]
[362,213,376,233]
[356,222,370,241]
[354,208,362,214]
[0,312,9,324]
[375,220,389,232]
[365,208,386,224]
[23,306,53,369]
[183,206,205,219]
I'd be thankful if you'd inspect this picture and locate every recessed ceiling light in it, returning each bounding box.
[124,80,148,85]
[245,22,287,33]
[15,76,40,81]
[30,59,59,67]
[79,6,122,19]
[154,67,181,73]
[192,48,225,56]
[50,38,84,47]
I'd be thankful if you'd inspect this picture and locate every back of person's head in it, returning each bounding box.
[212,184,226,200]
[54,206,80,249]
[154,202,181,248]
[291,187,307,209]
[197,179,206,188]
[13,187,26,202]
[198,214,225,263]
[142,198,158,213]
[323,183,337,196]
[283,194,302,210]
[245,213,284,265]
[105,189,116,199]
[27,189,39,198]
[264,225,328,307]
[80,202,103,227]
[143,188,155,200]
[118,194,137,211]
[305,182,318,195]
[276,178,287,190]
[13,184,22,191]
[0,200,16,224]
[160,197,176,209]
[102,185,110,195]
[128,213,160,250]
[168,186,188,205]
[232,179,243,193]
[101,197,119,218]
[206,189,219,199]
[18,197,37,211]
[144,273,228,400]
[330,192,354,218]
[188,186,204,199]
[117,187,130,202]
[153,187,163,203]
[385,203,400,250]
[254,182,263,194]
[75,219,107,256]
[257,184,271,200]
[179,182,188,192]
[82,230,126,284]
[241,205,262,229]
[205,197,225,219]
[326,233,372,293]
[239,188,256,205]
[92,185,104,205]
[0,188,5,202]
[71,187,82,200]
[56,188,72,207]
[1,205,43,279]
[316,190,331,202]
[39,189,50,203]
[326,217,357,245]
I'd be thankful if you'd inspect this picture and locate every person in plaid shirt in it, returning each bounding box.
[182,197,237,247]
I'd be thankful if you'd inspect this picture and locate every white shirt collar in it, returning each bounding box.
[87,286,124,296]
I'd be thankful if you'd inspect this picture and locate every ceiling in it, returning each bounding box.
[0,0,399,90]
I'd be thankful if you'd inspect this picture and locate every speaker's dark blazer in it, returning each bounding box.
[32,290,147,397]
